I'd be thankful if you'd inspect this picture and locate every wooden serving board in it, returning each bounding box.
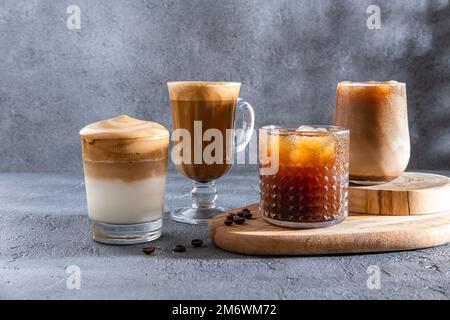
[208,204,450,255]
[349,172,450,215]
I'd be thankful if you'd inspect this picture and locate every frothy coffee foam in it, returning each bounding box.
[80,115,169,140]
[80,115,169,163]
[167,81,240,101]
[339,80,404,87]
[80,115,169,181]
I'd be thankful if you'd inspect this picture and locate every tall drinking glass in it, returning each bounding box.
[168,81,255,224]
[334,81,410,185]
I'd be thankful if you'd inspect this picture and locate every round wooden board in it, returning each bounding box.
[349,172,450,215]
[208,204,450,255]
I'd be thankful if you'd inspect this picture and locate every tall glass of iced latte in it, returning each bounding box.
[334,81,410,185]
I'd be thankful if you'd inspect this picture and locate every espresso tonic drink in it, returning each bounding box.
[334,81,410,185]
[168,81,255,224]
[80,115,169,244]
[259,126,349,228]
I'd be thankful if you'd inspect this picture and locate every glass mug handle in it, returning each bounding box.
[235,98,255,152]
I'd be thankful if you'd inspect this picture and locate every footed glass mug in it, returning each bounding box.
[168,81,254,224]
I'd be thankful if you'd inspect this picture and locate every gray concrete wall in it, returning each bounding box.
[0,0,449,172]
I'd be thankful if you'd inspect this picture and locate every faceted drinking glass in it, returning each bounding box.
[259,125,349,228]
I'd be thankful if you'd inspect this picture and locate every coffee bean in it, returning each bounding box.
[173,244,186,252]
[142,246,155,255]
[234,216,245,225]
[241,208,251,214]
[191,239,203,247]
[226,213,235,220]
[224,219,233,226]
[237,212,246,218]
[244,212,253,219]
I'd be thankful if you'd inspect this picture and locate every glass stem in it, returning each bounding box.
[191,181,218,209]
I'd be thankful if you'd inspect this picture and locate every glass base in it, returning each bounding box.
[350,175,398,186]
[350,179,393,186]
[90,219,162,245]
[170,207,225,225]
[171,180,225,224]
[261,214,346,229]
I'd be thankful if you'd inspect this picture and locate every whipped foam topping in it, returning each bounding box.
[79,115,169,140]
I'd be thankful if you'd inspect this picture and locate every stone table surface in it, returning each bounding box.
[1,169,450,300]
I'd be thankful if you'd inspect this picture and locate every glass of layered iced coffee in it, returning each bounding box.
[334,81,410,185]
[168,81,254,224]
[259,125,349,228]
[79,115,169,244]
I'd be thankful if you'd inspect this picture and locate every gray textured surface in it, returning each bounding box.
[0,0,449,173]
[1,169,450,299]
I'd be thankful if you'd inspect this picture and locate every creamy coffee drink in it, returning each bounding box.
[167,81,255,224]
[168,82,240,182]
[80,115,169,244]
[334,81,410,184]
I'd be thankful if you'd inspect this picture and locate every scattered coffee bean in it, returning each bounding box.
[142,246,155,255]
[173,244,186,252]
[226,213,235,220]
[191,239,203,247]
[237,212,246,218]
[234,216,245,225]
[244,212,253,219]
[224,219,233,226]
[241,208,251,214]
